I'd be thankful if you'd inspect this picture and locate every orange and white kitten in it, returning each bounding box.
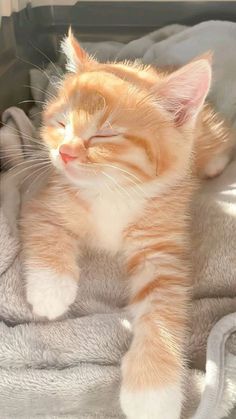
[21,31,232,419]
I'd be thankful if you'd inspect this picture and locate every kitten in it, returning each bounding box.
[20,31,232,419]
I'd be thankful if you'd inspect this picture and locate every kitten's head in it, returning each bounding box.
[41,30,211,193]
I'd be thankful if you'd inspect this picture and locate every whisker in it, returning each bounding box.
[0,162,49,173]
[16,56,52,82]
[101,172,124,200]
[4,158,50,173]
[24,85,57,101]
[0,136,43,149]
[31,165,52,188]
[121,173,147,196]
[0,121,44,145]
[0,151,33,158]
[103,179,114,195]
[18,99,49,106]
[29,110,43,118]
[0,154,48,163]
[8,163,51,183]
[0,149,47,157]
[21,164,52,190]
[102,171,135,202]
[0,145,43,150]
[29,42,63,79]
[94,162,143,184]
[0,154,43,162]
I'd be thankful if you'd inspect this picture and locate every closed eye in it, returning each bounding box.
[58,121,65,128]
[92,128,120,138]
[89,129,121,146]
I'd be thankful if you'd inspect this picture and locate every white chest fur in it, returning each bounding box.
[89,192,146,253]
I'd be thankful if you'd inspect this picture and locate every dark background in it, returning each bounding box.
[1,1,236,114]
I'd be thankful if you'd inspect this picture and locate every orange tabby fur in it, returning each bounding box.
[20,31,233,419]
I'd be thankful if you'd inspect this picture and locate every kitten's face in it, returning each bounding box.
[41,31,211,193]
[42,70,161,190]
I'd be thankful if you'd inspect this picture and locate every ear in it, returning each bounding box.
[156,58,212,126]
[61,27,89,72]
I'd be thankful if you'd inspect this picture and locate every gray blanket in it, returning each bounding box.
[0,21,236,419]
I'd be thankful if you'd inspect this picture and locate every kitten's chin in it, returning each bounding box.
[60,162,105,189]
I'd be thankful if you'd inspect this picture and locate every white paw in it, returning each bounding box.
[26,267,78,320]
[120,383,182,419]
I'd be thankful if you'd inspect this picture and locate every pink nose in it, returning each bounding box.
[59,151,77,164]
[59,143,86,164]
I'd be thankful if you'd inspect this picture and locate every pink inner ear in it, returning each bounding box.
[70,34,87,61]
[158,59,212,126]
[62,28,89,72]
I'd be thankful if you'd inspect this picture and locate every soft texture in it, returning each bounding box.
[0,21,236,419]
[23,36,220,419]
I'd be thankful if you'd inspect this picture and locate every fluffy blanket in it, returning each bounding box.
[0,21,236,419]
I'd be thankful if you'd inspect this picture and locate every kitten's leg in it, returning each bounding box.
[22,221,79,320]
[120,259,188,419]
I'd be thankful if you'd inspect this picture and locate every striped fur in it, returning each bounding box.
[20,32,233,419]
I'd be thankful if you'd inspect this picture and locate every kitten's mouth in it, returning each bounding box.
[51,149,122,188]
[60,158,106,187]
[65,162,99,177]
[51,149,97,176]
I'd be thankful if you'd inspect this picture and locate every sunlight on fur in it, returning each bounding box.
[20,29,233,419]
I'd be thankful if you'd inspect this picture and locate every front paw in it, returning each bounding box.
[120,383,182,419]
[26,267,78,320]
